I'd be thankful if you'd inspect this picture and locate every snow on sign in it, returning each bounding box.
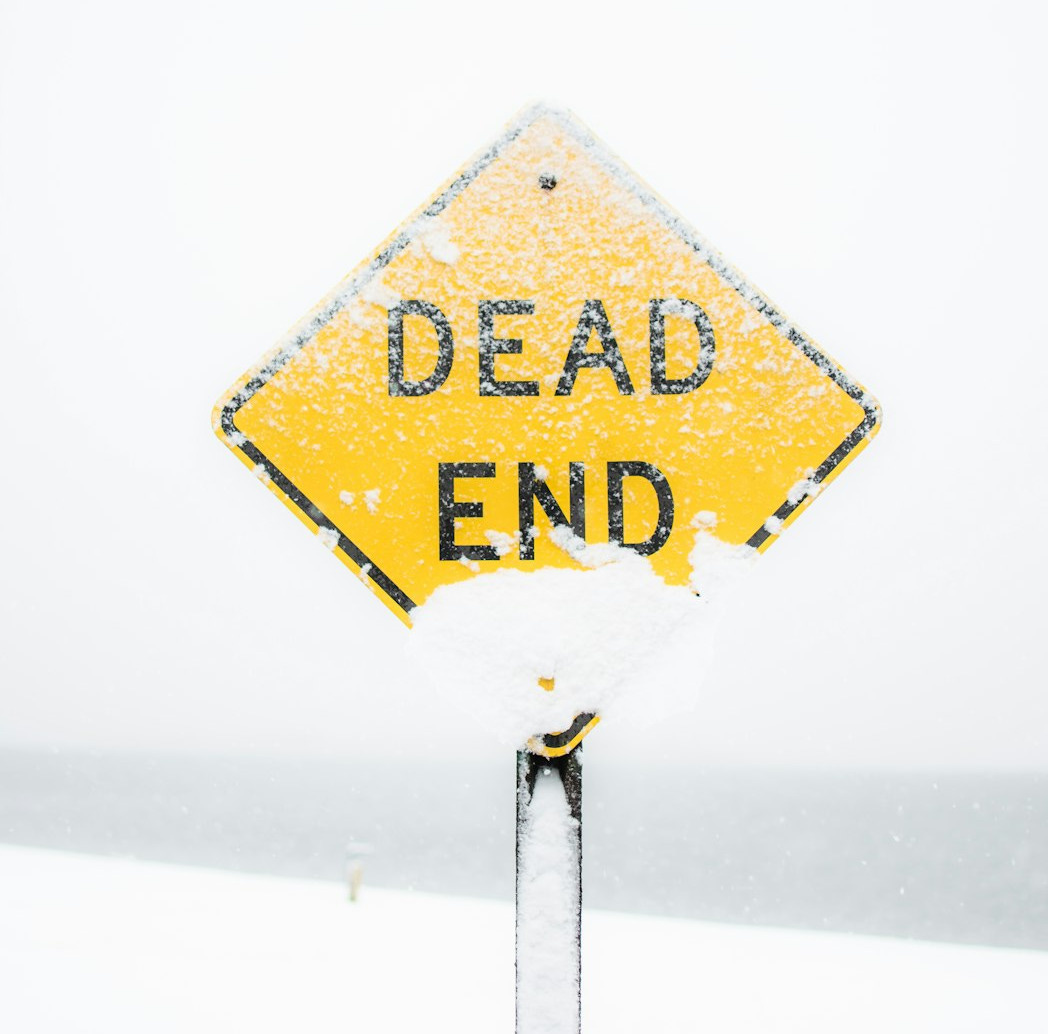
[213,104,880,625]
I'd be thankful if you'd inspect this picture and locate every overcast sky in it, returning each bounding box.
[1,0,1045,769]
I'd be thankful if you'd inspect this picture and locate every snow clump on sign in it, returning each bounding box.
[688,530,757,598]
[316,526,340,551]
[415,216,460,265]
[485,529,521,557]
[408,526,755,747]
[787,473,822,505]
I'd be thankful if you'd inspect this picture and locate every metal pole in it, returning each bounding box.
[515,745,583,1034]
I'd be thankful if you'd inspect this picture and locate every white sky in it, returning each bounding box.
[1,0,1045,769]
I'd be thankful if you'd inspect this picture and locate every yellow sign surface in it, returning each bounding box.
[214,105,880,625]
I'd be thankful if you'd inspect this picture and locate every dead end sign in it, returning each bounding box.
[213,104,881,625]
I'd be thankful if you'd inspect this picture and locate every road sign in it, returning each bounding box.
[213,104,880,625]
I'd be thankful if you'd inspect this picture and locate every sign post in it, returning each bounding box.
[213,103,880,1028]
[516,744,583,1034]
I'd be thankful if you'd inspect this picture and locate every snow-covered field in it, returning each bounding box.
[3,844,1045,1033]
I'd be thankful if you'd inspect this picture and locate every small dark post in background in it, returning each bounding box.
[515,746,583,1034]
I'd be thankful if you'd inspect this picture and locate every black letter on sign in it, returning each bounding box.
[518,463,585,560]
[388,300,454,396]
[555,299,634,396]
[478,300,539,397]
[607,461,674,556]
[438,462,498,561]
[649,298,715,395]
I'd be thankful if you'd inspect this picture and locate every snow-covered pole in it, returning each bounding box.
[515,743,584,1034]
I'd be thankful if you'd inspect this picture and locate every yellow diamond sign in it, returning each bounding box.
[213,105,880,625]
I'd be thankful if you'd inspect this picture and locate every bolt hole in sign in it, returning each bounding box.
[213,104,880,647]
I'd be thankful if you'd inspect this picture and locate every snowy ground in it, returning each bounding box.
[2,845,1046,1033]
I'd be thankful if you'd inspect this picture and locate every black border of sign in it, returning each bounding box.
[218,104,881,621]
